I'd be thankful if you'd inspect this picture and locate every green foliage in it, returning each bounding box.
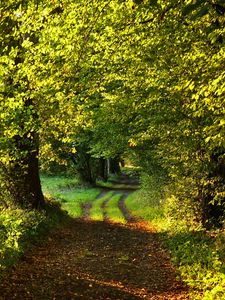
[0,2,225,292]
[163,231,225,299]
[0,209,34,269]
[1,0,224,223]
[0,204,64,272]
[164,178,204,232]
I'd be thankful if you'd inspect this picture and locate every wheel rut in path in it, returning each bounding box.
[101,195,112,222]
[80,191,109,221]
[0,219,189,300]
[117,191,137,223]
[80,202,92,220]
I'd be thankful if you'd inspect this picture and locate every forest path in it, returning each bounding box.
[0,177,189,300]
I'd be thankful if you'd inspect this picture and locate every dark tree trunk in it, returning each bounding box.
[24,149,45,208]
[110,157,121,174]
[97,158,108,181]
[7,133,45,209]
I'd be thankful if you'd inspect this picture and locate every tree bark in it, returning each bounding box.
[6,131,45,209]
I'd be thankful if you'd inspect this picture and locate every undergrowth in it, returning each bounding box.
[126,174,225,300]
[0,199,68,274]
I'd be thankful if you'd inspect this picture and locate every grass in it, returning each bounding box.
[125,190,166,228]
[89,191,114,221]
[106,193,126,224]
[55,188,101,218]
[41,174,80,193]
[41,175,101,218]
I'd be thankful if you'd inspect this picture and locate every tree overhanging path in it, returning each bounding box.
[0,188,189,300]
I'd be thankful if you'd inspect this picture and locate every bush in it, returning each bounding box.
[0,208,46,270]
[127,171,225,299]
[163,231,225,299]
[0,199,67,273]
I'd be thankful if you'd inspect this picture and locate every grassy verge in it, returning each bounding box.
[125,190,165,227]
[106,193,126,224]
[125,189,225,299]
[41,175,101,218]
[41,174,80,193]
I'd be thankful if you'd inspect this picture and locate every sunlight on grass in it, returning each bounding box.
[55,188,101,218]
[106,194,126,224]
[90,191,114,221]
[41,175,80,193]
[41,175,101,218]
[125,190,166,229]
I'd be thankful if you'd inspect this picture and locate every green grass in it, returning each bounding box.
[89,191,114,221]
[41,174,80,193]
[41,175,101,218]
[125,190,165,227]
[56,188,101,218]
[106,193,126,224]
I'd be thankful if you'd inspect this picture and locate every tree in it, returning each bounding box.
[83,0,225,227]
[0,1,46,207]
[0,0,138,207]
[1,0,224,228]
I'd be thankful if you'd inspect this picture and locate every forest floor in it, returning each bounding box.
[0,176,190,300]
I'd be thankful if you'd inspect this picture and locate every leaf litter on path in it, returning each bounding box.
[0,217,189,299]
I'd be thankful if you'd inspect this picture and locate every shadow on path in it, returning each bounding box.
[0,219,189,300]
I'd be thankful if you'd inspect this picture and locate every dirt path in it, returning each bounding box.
[0,180,190,300]
[101,195,112,222]
[117,191,137,223]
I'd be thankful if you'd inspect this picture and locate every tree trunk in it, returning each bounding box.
[7,132,45,209]
[110,157,121,174]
